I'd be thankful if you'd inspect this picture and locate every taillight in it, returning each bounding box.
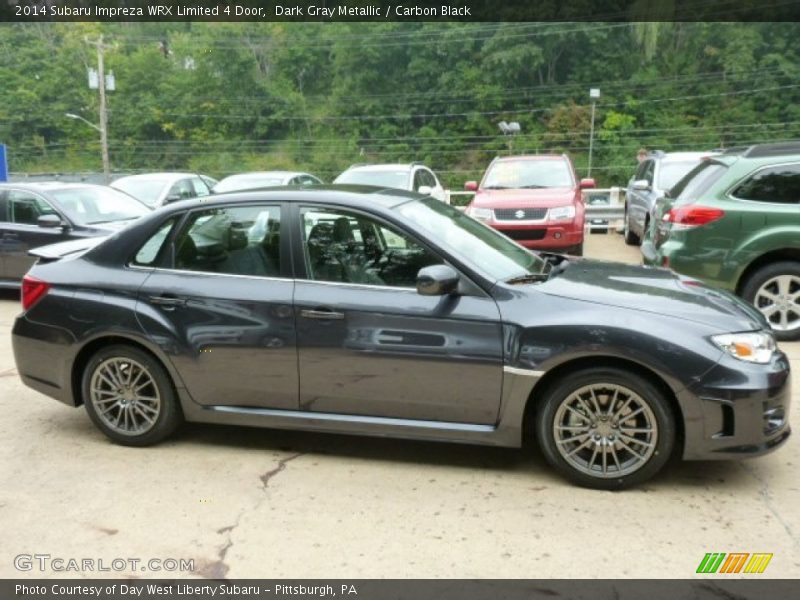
[662,206,724,228]
[21,275,50,311]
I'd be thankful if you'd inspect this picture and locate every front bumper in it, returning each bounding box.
[680,350,791,460]
[489,223,583,250]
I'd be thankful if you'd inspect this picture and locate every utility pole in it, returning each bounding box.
[85,35,111,182]
[587,88,600,178]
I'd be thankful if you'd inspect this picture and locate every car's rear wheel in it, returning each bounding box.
[82,345,182,446]
[535,367,675,489]
[742,262,800,341]
[623,207,640,246]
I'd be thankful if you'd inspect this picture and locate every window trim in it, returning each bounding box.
[726,160,800,206]
[128,202,290,280]
[293,202,486,295]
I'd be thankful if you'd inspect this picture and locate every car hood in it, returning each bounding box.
[472,187,576,208]
[538,259,767,332]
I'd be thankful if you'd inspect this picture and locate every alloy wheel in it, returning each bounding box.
[89,357,161,435]
[552,383,658,479]
[754,275,800,332]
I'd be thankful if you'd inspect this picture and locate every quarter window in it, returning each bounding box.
[733,164,800,204]
[133,218,178,267]
[300,207,442,287]
[172,205,282,277]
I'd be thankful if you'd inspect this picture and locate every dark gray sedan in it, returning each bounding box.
[11,186,791,488]
[0,182,150,286]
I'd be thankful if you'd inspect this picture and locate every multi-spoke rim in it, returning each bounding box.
[553,383,658,479]
[754,275,800,332]
[89,357,161,436]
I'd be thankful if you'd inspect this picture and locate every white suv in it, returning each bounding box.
[334,163,446,201]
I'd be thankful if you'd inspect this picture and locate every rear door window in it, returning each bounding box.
[172,205,283,278]
[732,163,800,204]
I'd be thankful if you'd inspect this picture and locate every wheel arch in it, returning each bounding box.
[71,334,180,407]
[735,248,800,296]
[521,355,685,453]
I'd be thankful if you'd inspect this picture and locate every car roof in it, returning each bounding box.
[657,152,716,162]
[494,154,566,161]
[0,181,107,192]
[218,171,304,180]
[342,164,417,172]
[112,173,200,183]
[170,184,419,209]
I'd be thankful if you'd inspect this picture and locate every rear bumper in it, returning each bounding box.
[12,316,77,406]
[680,351,792,460]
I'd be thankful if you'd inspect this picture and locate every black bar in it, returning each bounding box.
[2,580,799,600]
[1,1,800,23]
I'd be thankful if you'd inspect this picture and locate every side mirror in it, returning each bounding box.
[464,181,478,192]
[416,264,460,296]
[632,179,650,191]
[579,178,596,189]
[417,185,433,196]
[37,214,64,229]
[164,193,183,204]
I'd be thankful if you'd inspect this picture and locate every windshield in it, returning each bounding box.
[50,187,150,226]
[214,174,285,193]
[335,169,410,189]
[482,159,574,189]
[670,161,728,204]
[396,197,546,281]
[657,160,703,191]
[112,179,168,207]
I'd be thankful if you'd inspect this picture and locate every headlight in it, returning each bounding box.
[466,207,493,221]
[712,331,776,364]
[548,205,576,222]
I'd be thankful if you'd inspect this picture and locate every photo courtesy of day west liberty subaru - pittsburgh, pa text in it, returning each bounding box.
[43,3,473,18]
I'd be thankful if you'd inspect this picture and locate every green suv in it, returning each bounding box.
[642,142,800,340]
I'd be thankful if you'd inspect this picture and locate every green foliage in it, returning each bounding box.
[0,22,798,188]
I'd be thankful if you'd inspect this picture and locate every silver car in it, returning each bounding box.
[623,151,714,246]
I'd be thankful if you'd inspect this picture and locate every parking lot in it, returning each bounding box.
[0,231,798,580]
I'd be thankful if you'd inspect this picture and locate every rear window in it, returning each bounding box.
[670,161,728,203]
[657,160,703,190]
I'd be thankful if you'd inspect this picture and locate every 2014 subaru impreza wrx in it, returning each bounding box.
[11,185,791,489]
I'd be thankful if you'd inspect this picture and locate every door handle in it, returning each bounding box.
[149,295,186,308]
[300,308,344,320]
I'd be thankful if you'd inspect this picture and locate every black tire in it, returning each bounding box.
[741,261,800,341]
[535,367,675,490]
[568,243,584,257]
[82,344,182,446]
[623,207,640,246]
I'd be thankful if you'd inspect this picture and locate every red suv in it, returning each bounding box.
[464,155,593,255]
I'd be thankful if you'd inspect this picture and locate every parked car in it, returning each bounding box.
[464,155,592,256]
[0,182,150,287]
[213,171,322,193]
[334,163,446,202]
[624,151,714,246]
[12,186,790,489]
[111,172,216,208]
[642,142,800,340]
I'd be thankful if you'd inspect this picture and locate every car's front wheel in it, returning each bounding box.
[82,345,182,446]
[535,367,675,489]
[741,261,800,341]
